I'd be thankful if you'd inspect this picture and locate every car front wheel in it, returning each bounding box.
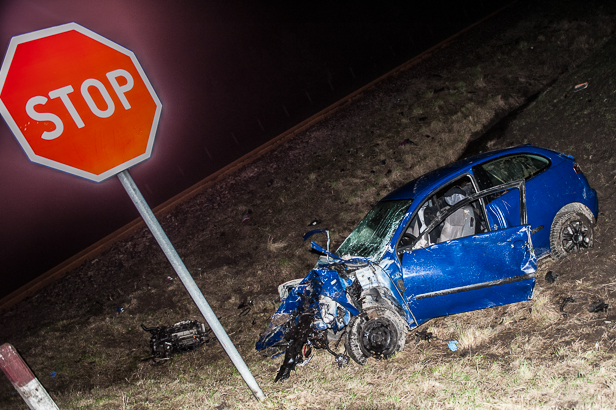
[550,204,594,260]
[344,308,407,365]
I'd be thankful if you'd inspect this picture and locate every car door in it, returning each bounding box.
[471,152,557,257]
[400,180,536,326]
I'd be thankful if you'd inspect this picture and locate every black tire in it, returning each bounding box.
[344,309,407,365]
[550,206,594,261]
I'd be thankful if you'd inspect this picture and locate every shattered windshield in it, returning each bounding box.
[337,199,412,259]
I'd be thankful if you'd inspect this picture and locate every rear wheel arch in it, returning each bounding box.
[554,202,595,224]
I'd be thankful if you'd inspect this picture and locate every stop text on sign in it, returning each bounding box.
[0,23,162,182]
[27,69,135,140]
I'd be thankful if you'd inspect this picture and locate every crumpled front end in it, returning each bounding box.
[255,266,361,381]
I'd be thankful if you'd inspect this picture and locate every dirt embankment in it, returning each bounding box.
[2,0,616,408]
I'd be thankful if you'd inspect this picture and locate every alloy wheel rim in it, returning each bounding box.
[562,220,591,253]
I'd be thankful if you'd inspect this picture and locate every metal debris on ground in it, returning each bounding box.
[588,301,608,313]
[415,330,435,344]
[334,353,349,368]
[545,271,558,284]
[142,320,212,361]
[414,329,459,352]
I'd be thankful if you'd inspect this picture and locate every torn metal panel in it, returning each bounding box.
[402,225,537,325]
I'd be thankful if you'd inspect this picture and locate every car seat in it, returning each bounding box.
[437,187,476,243]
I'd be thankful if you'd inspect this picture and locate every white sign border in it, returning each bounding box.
[0,22,162,182]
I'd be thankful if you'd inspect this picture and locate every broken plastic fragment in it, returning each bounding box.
[545,271,558,284]
[297,355,312,367]
[588,301,608,313]
[447,340,459,351]
[574,82,588,92]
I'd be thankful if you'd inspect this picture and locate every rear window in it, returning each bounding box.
[472,154,550,190]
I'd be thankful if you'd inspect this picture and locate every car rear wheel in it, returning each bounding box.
[550,205,594,261]
[345,308,407,365]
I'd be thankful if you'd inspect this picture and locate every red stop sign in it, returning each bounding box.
[0,23,162,182]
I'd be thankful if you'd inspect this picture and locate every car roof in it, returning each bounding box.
[382,145,568,201]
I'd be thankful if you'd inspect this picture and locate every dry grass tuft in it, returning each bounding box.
[266,235,287,253]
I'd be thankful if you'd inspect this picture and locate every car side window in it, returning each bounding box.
[412,197,488,249]
[472,154,550,190]
[399,175,488,251]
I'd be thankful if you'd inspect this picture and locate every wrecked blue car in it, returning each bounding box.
[257,145,598,381]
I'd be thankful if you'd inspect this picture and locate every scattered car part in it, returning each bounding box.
[588,301,608,313]
[415,329,435,343]
[545,271,558,284]
[142,320,211,360]
[560,297,575,312]
[256,145,598,381]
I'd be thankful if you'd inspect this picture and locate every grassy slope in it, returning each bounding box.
[2,0,616,409]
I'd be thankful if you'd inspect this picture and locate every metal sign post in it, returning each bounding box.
[118,170,265,400]
[0,23,265,401]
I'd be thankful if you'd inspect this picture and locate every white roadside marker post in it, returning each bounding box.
[117,170,265,400]
[0,343,59,410]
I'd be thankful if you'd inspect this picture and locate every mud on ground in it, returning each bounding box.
[2,0,616,408]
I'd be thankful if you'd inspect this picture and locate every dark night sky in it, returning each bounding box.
[0,0,506,299]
